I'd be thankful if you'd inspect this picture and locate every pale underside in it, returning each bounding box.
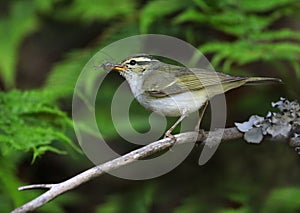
[136,89,209,117]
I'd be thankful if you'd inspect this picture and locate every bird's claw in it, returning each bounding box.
[164,132,177,143]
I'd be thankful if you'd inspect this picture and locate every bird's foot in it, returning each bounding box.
[194,128,206,145]
[164,131,177,143]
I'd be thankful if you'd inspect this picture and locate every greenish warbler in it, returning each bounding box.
[105,54,281,139]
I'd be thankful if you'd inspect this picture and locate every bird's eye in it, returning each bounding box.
[129,60,137,65]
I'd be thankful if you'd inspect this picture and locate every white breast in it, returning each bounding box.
[136,90,208,117]
[124,72,208,117]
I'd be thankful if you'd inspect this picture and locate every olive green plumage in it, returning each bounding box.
[141,63,281,98]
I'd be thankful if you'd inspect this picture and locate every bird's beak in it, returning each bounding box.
[112,64,128,72]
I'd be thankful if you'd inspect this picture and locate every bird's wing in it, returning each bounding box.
[142,69,186,97]
[142,65,246,98]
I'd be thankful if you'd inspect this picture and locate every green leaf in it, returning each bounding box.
[0,142,79,212]
[33,0,57,13]
[53,0,136,22]
[238,0,297,12]
[201,40,300,71]
[262,187,300,213]
[0,158,26,207]
[291,60,300,79]
[0,1,38,89]
[44,18,140,100]
[140,0,189,33]
[175,9,283,36]
[253,29,300,41]
[192,0,210,11]
[44,51,94,100]
[0,90,79,160]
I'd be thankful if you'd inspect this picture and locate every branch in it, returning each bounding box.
[12,127,294,213]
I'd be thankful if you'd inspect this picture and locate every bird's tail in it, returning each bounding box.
[245,77,282,85]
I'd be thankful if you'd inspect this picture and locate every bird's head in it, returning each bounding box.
[111,54,160,76]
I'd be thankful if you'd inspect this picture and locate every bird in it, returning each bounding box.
[106,54,281,139]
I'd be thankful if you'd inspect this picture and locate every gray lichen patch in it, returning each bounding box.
[235,98,300,149]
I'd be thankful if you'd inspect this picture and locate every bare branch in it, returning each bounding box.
[12,127,290,213]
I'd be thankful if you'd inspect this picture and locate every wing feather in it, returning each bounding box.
[142,64,246,98]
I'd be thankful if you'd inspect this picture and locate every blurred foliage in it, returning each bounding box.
[0,0,299,212]
[262,187,300,213]
[0,1,38,89]
[0,90,80,161]
[95,184,156,213]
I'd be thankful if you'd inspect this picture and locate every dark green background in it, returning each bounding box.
[0,0,299,212]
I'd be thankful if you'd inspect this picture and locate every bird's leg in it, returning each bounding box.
[164,114,187,141]
[194,101,208,132]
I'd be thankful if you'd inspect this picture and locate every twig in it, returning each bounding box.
[18,184,55,191]
[11,127,273,213]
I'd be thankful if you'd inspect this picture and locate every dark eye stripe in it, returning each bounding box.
[136,61,151,65]
[126,61,151,65]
